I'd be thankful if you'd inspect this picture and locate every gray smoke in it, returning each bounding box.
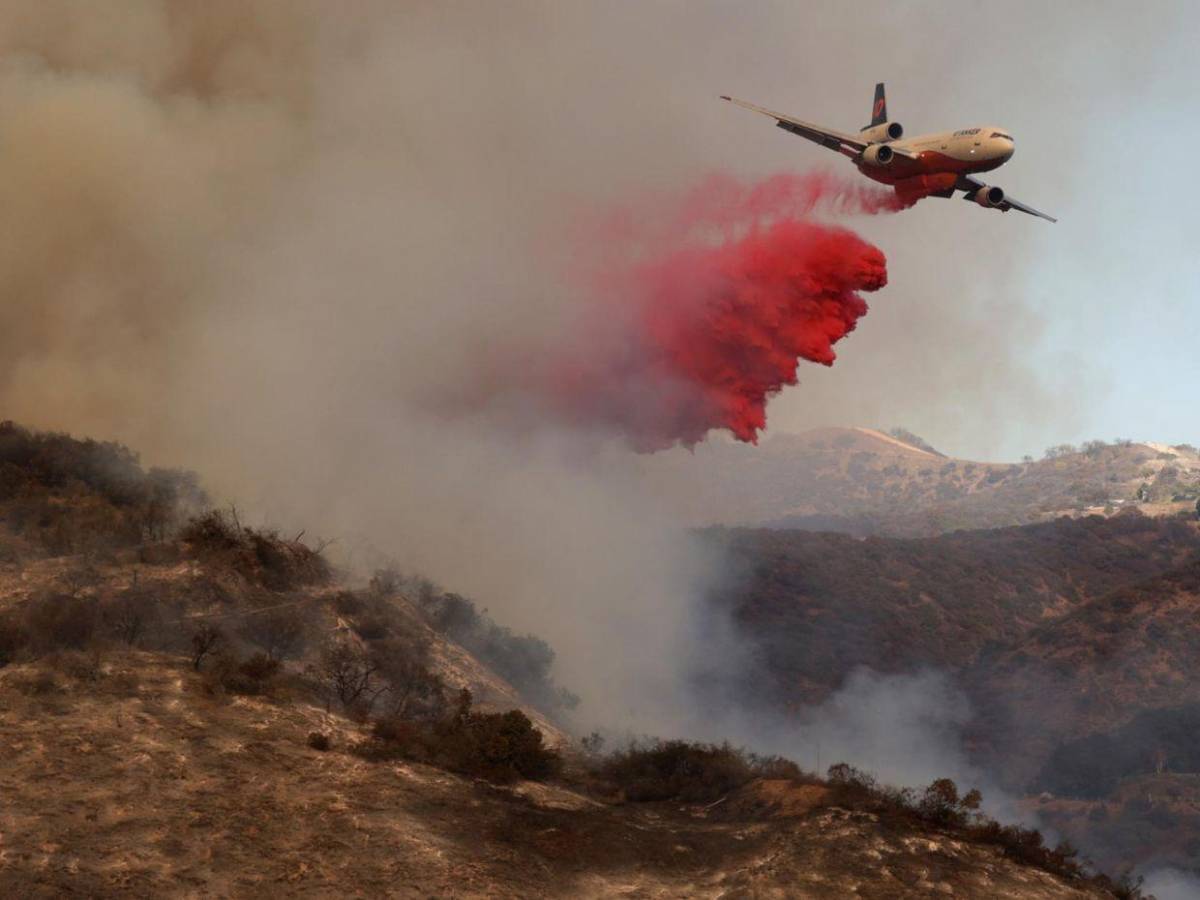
[0,1,1093,788]
[1143,868,1200,900]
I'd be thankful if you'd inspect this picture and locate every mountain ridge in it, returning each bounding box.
[648,426,1200,536]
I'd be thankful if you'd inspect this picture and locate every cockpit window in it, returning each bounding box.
[991,132,1014,141]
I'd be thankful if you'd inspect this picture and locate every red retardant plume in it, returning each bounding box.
[553,216,886,449]
[545,172,896,450]
[462,171,904,450]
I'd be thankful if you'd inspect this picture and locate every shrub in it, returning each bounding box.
[101,587,160,647]
[372,716,419,744]
[0,614,27,667]
[581,731,606,756]
[353,615,390,641]
[181,510,244,552]
[249,530,329,590]
[918,777,981,827]
[358,690,560,784]
[204,652,281,696]
[307,731,332,752]
[0,422,206,555]
[181,510,329,589]
[600,740,757,803]
[821,764,1105,886]
[244,605,308,661]
[15,669,61,696]
[435,704,561,783]
[239,652,282,682]
[418,589,578,712]
[50,648,105,682]
[372,636,445,721]
[332,591,364,616]
[369,567,401,596]
[22,593,98,653]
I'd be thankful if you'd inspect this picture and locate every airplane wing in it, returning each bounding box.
[959,174,1057,223]
[721,95,868,157]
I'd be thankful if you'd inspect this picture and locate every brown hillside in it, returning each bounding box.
[708,514,1200,704]
[0,424,1127,898]
[0,654,1114,899]
[647,427,1200,536]
[969,560,1200,788]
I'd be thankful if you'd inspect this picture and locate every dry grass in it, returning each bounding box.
[0,652,1117,899]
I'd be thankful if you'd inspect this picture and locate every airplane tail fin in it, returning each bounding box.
[869,82,887,127]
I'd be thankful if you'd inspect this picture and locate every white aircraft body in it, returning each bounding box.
[722,83,1055,222]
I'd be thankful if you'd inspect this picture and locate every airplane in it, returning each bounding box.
[721,83,1056,222]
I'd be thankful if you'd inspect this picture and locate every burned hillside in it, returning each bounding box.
[0,423,1146,898]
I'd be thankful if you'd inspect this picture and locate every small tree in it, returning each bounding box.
[190,623,222,671]
[316,640,381,711]
[245,606,306,661]
[918,778,982,827]
[104,588,159,647]
[373,637,445,720]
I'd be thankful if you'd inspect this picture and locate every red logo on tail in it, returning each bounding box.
[873,98,885,119]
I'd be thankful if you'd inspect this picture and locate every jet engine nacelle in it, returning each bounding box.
[859,121,904,143]
[861,144,895,167]
[974,185,1006,208]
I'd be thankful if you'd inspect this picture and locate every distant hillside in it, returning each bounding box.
[708,514,1200,704]
[706,514,1200,876]
[647,426,1200,536]
[969,559,1200,789]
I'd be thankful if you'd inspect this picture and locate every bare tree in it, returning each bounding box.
[105,588,158,646]
[315,640,381,711]
[191,623,222,671]
[379,648,445,720]
[245,606,306,661]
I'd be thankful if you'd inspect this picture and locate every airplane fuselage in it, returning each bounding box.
[720,85,1055,221]
[855,126,1015,198]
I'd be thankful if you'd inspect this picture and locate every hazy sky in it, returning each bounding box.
[2,2,1194,465]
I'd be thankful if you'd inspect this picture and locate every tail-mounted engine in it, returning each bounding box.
[858,121,903,144]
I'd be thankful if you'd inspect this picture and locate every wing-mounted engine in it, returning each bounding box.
[970,185,1006,208]
[858,121,903,143]
[860,143,896,167]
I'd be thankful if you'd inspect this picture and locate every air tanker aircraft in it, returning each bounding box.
[722,83,1056,222]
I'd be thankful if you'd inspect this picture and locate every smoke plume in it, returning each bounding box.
[0,2,1039,801]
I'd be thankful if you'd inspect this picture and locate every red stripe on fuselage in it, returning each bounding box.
[855,150,1004,187]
